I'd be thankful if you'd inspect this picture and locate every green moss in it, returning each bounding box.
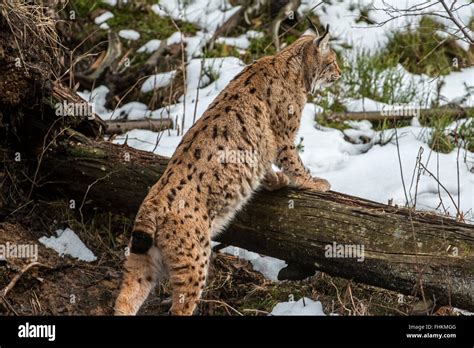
[65,144,108,159]
[69,0,108,18]
[203,43,241,59]
[243,35,276,64]
[69,1,197,50]
[107,7,196,44]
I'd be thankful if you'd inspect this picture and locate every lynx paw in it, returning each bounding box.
[263,171,290,191]
[303,178,331,192]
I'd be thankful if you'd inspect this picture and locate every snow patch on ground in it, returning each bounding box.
[216,34,250,50]
[271,297,326,315]
[39,228,97,262]
[102,0,129,6]
[141,71,176,93]
[220,246,287,281]
[152,0,241,32]
[118,29,141,41]
[94,11,114,25]
[138,39,162,53]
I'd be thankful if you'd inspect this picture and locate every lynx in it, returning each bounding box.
[115,25,341,315]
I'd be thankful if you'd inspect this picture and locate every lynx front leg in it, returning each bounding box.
[276,144,330,191]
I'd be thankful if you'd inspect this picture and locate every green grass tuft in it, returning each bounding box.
[384,16,474,77]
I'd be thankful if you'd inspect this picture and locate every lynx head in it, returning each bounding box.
[301,24,342,95]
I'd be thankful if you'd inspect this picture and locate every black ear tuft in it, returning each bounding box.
[316,24,330,46]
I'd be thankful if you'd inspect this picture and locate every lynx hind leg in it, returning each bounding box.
[158,225,211,316]
[115,231,163,315]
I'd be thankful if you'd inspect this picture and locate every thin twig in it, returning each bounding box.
[1,262,51,298]
[200,299,243,316]
[79,170,119,227]
[418,162,462,219]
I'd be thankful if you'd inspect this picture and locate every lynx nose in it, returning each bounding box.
[329,73,340,82]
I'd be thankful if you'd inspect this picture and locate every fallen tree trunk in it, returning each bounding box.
[106,118,173,135]
[38,138,474,311]
[326,107,474,122]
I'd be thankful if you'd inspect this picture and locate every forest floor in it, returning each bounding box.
[0,203,464,316]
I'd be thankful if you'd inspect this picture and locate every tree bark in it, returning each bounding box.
[326,107,474,122]
[38,138,474,311]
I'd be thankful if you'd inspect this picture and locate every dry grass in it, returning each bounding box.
[0,0,62,74]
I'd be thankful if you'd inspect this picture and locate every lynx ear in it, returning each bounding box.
[315,24,330,52]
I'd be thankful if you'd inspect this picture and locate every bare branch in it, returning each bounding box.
[438,0,473,43]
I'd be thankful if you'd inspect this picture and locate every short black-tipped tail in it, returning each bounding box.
[130,230,154,254]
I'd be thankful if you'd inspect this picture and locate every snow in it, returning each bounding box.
[271,297,326,316]
[215,30,268,50]
[246,30,264,40]
[299,0,474,53]
[138,39,162,53]
[344,97,390,112]
[99,23,110,30]
[77,85,110,118]
[439,67,474,105]
[298,104,474,218]
[101,0,129,6]
[140,71,176,93]
[166,31,183,46]
[39,228,97,262]
[216,34,250,50]
[102,0,123,6]
[220,246,287,281]
[153,0,241,32]
[94,11,114,25]
[118,29,140,41]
